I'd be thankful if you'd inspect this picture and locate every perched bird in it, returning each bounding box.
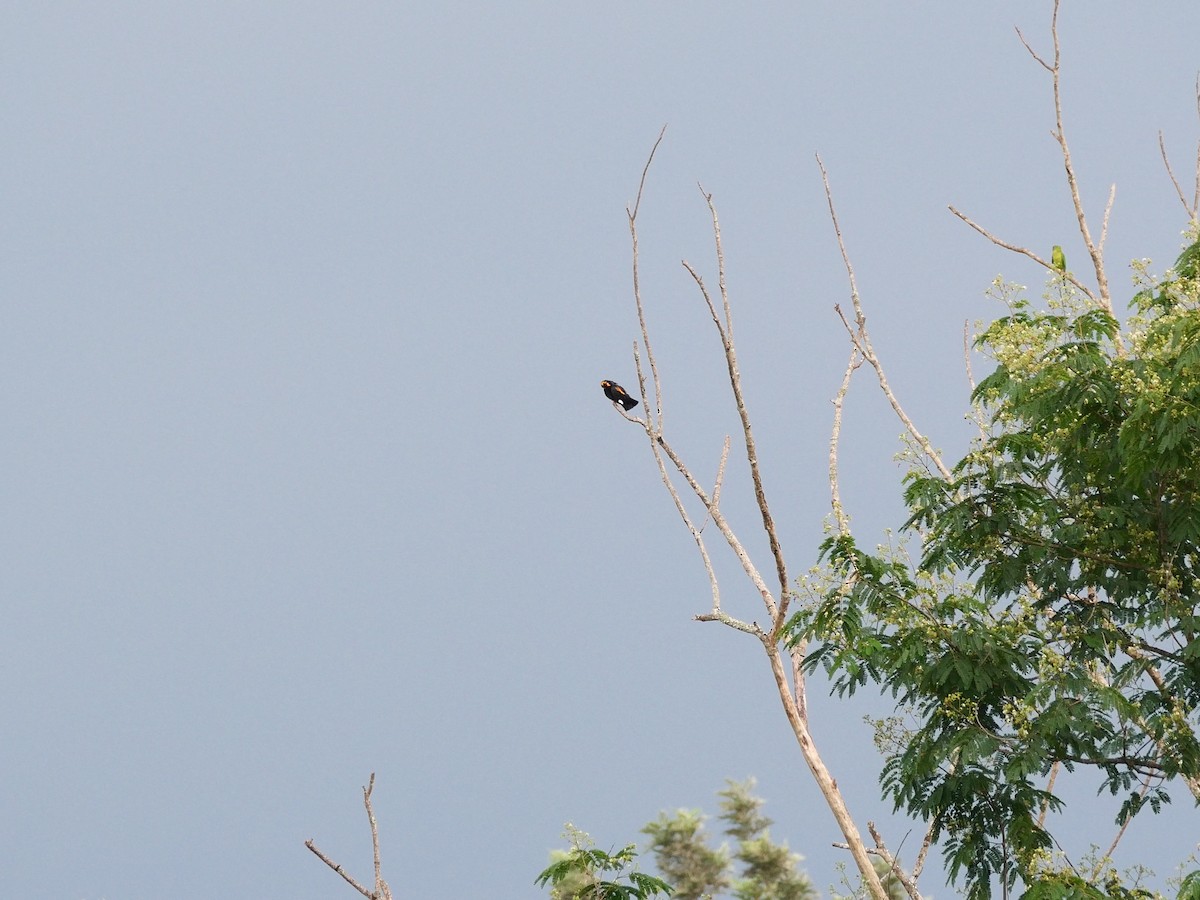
[1052,245,1066,272]
[600,379,638,411]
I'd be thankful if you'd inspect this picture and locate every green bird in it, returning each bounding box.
[1052,245,1066,272]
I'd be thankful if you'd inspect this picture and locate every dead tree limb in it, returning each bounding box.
[618,131,893,900]
[306,773,393,900]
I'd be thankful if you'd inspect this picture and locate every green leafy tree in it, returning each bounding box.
[537,826,674,900]
[719,781,816,900]
[641,780,816,900]
[792,233,1200,899]
[1177,870,1200,900]
[641,809,730,899]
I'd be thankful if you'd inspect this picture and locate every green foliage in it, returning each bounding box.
[789,237,1200,899]
[718,780,773,843]
[543,783,814,900]
[731,834,816,900]
[1178,870,1200,900]
[642,809,730,899]
[1019,873,1108,900]
[718,781,816,900]
[640,780,816,900]
[537,826,674,900]
[1019,870,1158,900]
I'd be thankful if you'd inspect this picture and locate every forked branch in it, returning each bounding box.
[1157,75,1200,225]
[818,154,950,482]
[618,131,893,900]
[817,156,938,900]
[682,187,791,629]
[1016,0,1116,320]
[306,773,393,900]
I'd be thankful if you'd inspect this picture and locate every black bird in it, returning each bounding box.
[601,379,638,411]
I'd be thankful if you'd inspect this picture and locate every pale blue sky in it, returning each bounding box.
[2,4,1199,898]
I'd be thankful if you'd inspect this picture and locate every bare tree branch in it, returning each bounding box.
[962,321,977,394]
[911,820,937,881]
[1159,75,1200,225]
[1041,0,1116,319]
[819,155,951,482]
[814,151,944,900]
[694,607,763,635]
[306,773,393,900]
[651,422,777,624]
[1159,130,1194,221]
[1194,74,1200,217]
[634,344,726,618]
[1005,1,1126,338]
[625,139,775,627]
[616,130,891,900]
[868,821,923,900]
[1037,761,1061,830]
[947,205,1096,300]
[790,647,809,725]
[684,186,792,630]
[629,124,667,224]
[305,840,374,899]
[1098,772,1155,867]
[364,774,389,898]
[1099,182,1116,252]
[628,125,668,423]
[703,435,732,533]
[1014,23,1053,73]
[829,348,863,536]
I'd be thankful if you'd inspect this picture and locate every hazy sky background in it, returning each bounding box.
[3,3,1199,898]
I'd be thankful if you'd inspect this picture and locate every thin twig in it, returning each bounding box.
[654,424,777,620]
[1157,76,1200,224]
[686,187,792,630]
[1158,130,1193,220]
[829,347,863,535]
[832,304,950,484]
[632,346,724,616]
[696,435,731,536]
[628,125,669,423]
[1045,0,1114,318]
[867,821,923,900]
[831,834,924,900]
[819,155,951,481]
[962,321,976,394]
[1099,183,1116,253]
[1014,23,1053,72]
[1194,74,1200,217]
[911,819,937,880]
[305,840,373,899]
[1099,772,1154,864]
[630,125,667,223]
